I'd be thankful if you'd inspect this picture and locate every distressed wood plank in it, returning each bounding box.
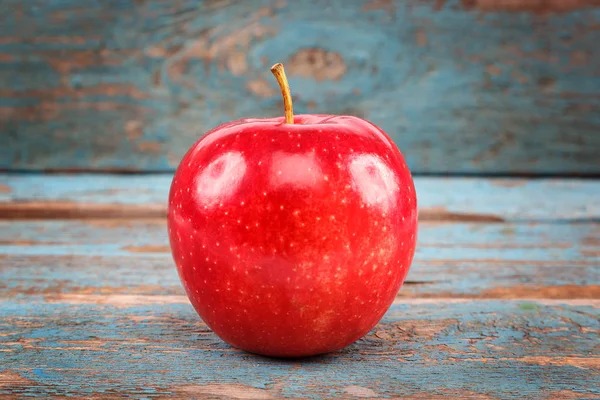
[1,175,598,221]
[4,255,598,302]
[0,301,598,398]
[1,1,599,173]
[1,219,598,299]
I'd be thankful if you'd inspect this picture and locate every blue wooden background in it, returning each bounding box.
[2,0,599,174]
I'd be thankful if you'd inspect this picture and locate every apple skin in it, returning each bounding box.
[168,114,417,357]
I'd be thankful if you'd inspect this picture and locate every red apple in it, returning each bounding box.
[168,64,417,357]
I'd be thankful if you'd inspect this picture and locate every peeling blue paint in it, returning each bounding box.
[0,302,598,398]
[1,1,598,173]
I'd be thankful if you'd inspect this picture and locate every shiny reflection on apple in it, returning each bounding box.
[269,151,323,190]
[348,153,399,213]
[194,151,247,209]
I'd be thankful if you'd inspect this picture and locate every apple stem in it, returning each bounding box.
[270,63,294,124]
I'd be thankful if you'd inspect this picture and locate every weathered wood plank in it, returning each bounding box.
[1,175,598,221]
[2,254,599,302]
[0,301,598,398]
[1,220,598,299]
[1,1,599,173]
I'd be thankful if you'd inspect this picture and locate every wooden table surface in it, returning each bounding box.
[1,174,599,399]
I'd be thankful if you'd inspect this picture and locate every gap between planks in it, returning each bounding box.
[0,202,508,222]
[2,294,599,307]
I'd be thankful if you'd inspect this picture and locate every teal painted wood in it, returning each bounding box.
[2,220,598,299]
[1,1,599,173]
[2,174,599,221]
[0,300,598,398]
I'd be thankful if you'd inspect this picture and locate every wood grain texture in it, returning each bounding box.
[2,174,599,221]
[2,219,598,300]
[0,301,598,398]
[1,0,599,173]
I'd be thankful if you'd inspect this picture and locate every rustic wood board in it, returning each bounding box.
[1,300,599,399]
[1,219,598,300]
[1,174,599,397]
[2,175,599,222]
[2,0,599,173]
